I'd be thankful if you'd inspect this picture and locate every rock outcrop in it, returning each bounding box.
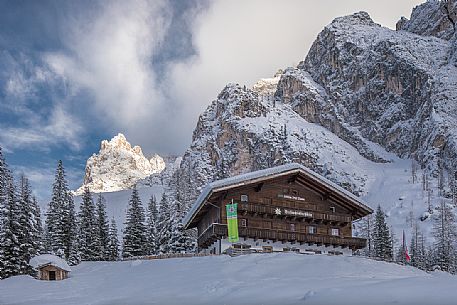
[75,133,165,194]
[174,3,457,209]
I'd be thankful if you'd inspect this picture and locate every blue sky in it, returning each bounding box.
[0,0,422,203]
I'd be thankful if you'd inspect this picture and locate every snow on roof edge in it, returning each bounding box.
[183,163,373,228]
[29,254,72,272]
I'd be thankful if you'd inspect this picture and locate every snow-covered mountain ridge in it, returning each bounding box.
[72,1,457,245]
[75,133,166,195]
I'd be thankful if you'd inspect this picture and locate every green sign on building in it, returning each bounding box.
[226,202,239,243]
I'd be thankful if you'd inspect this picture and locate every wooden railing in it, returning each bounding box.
[198,223,366,250]
[238,202,352,223]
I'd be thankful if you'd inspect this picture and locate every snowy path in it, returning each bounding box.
[1,254,456,305]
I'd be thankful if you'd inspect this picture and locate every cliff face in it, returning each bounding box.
[396,0,457,41]
[299,11,457,172]
[175,4,457,209]
[75,133,166,194]
[175,79,377,208]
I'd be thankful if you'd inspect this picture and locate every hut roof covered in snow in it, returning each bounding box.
[29,254,71,272]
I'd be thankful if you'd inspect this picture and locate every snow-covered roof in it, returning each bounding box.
[29,254,71,272]
[183,163,373,229]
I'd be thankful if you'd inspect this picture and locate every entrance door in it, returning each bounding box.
[48,271,56,281]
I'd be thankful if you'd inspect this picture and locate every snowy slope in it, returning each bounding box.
[1,254,456,305]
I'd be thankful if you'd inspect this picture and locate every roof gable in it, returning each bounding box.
[183,163,373,229]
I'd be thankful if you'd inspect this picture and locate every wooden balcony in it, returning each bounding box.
[238,202,352,224]
[198,223,367,250]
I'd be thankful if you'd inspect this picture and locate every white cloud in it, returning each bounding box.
[0,105,83,151]
[38,0,424,155]
[44,0,171,134]
[166,0,425,152]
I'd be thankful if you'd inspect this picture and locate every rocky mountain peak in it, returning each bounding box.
[75,133,166,195]
[331,11,377,28]
[396,0,457,41]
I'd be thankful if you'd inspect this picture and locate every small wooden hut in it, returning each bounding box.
[29,254,71,281]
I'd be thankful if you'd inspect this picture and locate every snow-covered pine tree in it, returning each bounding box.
[432,200,457,273]
[146,195,159,255]
[410,222,426,270]
[32,197,44,254]
[395,230,409,265]
[0,180,22,278]
[95,194,109,260]
[168,199,195,254]
[78,187,99,261]
[107,218,119,261]
[373,205,393,261]
[122,186,147,258]
[65,192,80,265]
[17,176,41,275]
[0,148,9,278]
[358,214,374,257]
[411,158,418,184]
[45,160,69,258]
[157,193,174,254]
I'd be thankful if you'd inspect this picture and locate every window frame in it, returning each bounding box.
[240,218,247,227]
[331,228,340,236]
[308,226,316,234]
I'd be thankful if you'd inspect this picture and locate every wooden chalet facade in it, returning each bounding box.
[183,163,373,255]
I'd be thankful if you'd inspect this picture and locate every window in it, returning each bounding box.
[330,206,336,213]
[241,194,249,202]
[331,228,340,236]
[308,226,316,234]
[290,223,296,231]
[240,218,247,227]
[283,188,289,194]
[262,246,273,253]
[263,197,272,205]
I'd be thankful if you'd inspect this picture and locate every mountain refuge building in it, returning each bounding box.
[29,254,71,281]
[183,163,372,255]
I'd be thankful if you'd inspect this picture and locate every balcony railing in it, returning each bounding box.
[198,223,366,250]
[238,202,352,223]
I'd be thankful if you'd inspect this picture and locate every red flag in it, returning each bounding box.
[405,245,411,262]
[403,231,411,262]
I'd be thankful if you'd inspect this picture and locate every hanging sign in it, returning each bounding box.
[226,202,239,243]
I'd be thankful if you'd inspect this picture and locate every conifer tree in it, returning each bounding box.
[122,186,147,258]
[0,180,22,278]
[32,197,44,254]
[410,223,426,270]
[146,195,159,255]
[432,200,457,273]
[168,199,195,254]
[65,193,80,265]
[157,193,174,254]
[96,194,110,260]
[395,230,410,265]
[0,148,11,279]
[107,218,119,261]
[78,187,99,261]
[359,214,374,257]
[17,176,42,274]
[373,205,393,261]
[45,160,69,257]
